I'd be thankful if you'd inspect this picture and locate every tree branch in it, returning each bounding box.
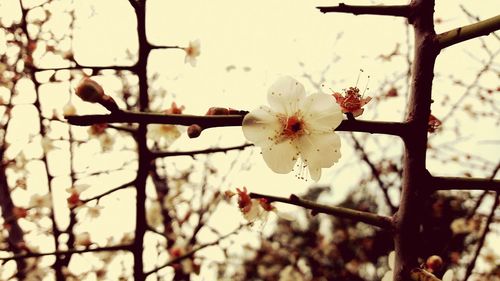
[80,180,135,204]
[463,192,499,281]
[0,244,133,262]
[431,176,500,191]
[144,224,247,276]
[351,134,396,212]
[249,193,393,229]
[151,143,253,158]
[316,3,410,17]
[437,15,500,49]
[66,111,408,136]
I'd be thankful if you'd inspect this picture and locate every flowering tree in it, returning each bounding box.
[0,1,499,281]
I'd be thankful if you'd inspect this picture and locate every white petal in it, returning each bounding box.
[388,251,395,270]
[442,270,454,281]
[261,140,298,174]
[308,166,322,182]
[267,76,306,115]
[382,271,393,281]
[300,93,343,132]
[242,106,281,147]
[298,132,341,169]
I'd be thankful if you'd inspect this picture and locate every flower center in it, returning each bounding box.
[282,115,304,138]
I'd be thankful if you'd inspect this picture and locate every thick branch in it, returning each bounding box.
[317,3,410,17]
[66,111,407,136]
[437,15,500,49]
[151,143,253,158]
[431,176,500,191]
[249,193,393,229]
[0,244,133,262]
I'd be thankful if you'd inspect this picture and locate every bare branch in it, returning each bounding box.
[66,111,408,136]
[144,224,247,276]
[463,192,499,281]
[431,175,500,191]
[351,134,396,212]
[33,65,135,73]
[437,15,500,49]
[80,180,136,204]
[317,3,410,17]
[0,244,133,262]
[249,192,393,229]
[151,143,253,158]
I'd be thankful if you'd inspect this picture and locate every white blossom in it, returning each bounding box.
[28,193,52,209]
[184,39,201,66]
[242,76,342,181]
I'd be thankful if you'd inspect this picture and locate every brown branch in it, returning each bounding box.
[79,180,135,204]
[394,0,438,280]
[150,45,182,50]
[249,193,393,229]
[144,224,247,276]
[463,192,499,281]
[317,3,410,17]
[33,65,135,73]
[437,15,500,49]
[431,176,500,191]
[351,134,396,212]
[0,244,133,262]
[66,111,408,136]
[151,143,253,158]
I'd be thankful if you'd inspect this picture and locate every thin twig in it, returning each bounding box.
[0,244,133,262]
[80,180,135,204]
[249,192,393,229]
[463,192,499,281]
[144,224,248,276]
[151,143,253,158]
[351,134,396,212]
[317,3,410,17]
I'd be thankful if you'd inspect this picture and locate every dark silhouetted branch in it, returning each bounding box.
[463,192,499,281]
[0,244,133,262]
[66,111,408,136]
[80,180,136,204]
[437,15,500,49]
[249,193,393,229]
[151,143,253,158]
[351,134,396,212]
[317,3,410,17]
[431,176,500,191]
[145,224,248,276]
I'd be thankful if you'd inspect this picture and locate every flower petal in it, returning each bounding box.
[301,93,343,132]
[267,76,305,115]
[242,106,281,147]
[298,132,341,169]
[261,140,298,174]
[308,166,322,182]
[442,270,454,281]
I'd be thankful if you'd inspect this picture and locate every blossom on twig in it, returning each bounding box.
[184,39,201,67]
[242,76,342,181]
